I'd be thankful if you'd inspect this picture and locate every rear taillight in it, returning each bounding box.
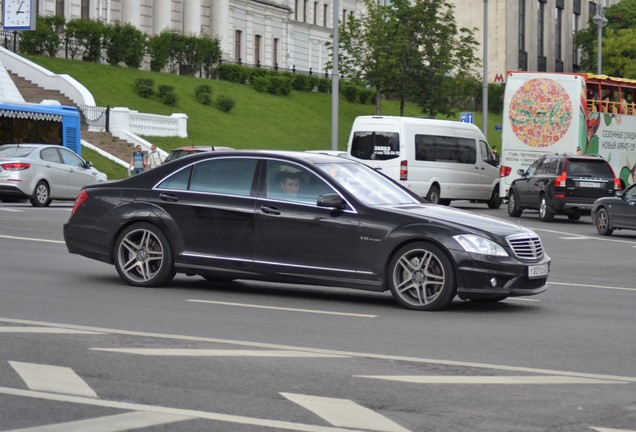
[1,162,30,171]
[614,177,622,191]
[555,170,567,187]
[499,165,512,178]
[400,160,408,181]
[71,190,89,216]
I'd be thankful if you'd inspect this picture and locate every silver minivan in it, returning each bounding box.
[346,116,501,208]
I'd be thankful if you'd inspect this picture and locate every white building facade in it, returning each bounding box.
[451,0,622,82]
[31,0,361,75]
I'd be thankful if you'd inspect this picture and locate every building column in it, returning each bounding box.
[122,0,141,29]
[154,0,172,35]
[210,0,230,57]
[183,0,202,35]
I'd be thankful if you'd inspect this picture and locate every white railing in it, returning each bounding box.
[130,111,188,137]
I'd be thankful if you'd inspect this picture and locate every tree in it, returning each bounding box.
[19,15,65,57]
[575,0,636,77]
[65,18,106,62]
[104,23,147,69]
[328,0,479,117]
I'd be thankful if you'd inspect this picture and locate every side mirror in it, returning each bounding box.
[616,190,624,198]
[317,193,346,209]
[493,155,500,166]
[517,168,526,176]
[85,161,93,168]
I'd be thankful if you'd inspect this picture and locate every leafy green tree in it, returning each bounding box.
[104,23,147,69]
[65,18,106,62]
[19,15,65,57]
[575,0,636,77]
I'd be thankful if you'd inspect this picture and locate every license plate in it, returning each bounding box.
[528,263,549,279]
[578,181,602,188]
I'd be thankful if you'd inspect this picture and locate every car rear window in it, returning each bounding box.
[0,146,36,158]
[350,132,400,160]
[567,160,614,178]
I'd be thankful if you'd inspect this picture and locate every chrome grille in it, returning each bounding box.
[506,234,544,260]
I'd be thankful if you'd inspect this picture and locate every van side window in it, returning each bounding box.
[415,135,476,164]
[351,132,400,160]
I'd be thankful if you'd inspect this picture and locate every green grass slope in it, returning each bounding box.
[28,55,502,179]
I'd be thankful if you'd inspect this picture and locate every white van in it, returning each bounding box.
[346,116,501,207]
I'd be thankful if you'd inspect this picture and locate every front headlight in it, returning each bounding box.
[453,234,509,257]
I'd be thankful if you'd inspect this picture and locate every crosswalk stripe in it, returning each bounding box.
[2,411,193,432]
[9,361,98,398]
[0,327,103,334]
[281,393,410,432]
[91,348,347,358]
[355,375,630,385]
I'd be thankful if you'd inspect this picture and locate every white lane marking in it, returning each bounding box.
[549,281,636,292]
[0,386,368,432]
[0,208,23,212]
[591,428,636,432]
[558,236,590,240]
[281,393,410,432]
[187,299,378,318]
[355,375,629,385]
[2,317,636,383]
[9,361,98,398]
[532,227,636,245]
[92,348,347,358]
[3,411,193,432]
[0,234,64,244]
[0,326,103,334]
[506,298,541,302]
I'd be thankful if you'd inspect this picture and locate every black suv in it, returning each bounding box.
[507,154,619,222]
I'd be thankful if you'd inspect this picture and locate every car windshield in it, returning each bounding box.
[316,161,420,206]
[0,145,36,158]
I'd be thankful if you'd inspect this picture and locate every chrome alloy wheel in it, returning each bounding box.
[392,248,446,307]
[117,228,165,283]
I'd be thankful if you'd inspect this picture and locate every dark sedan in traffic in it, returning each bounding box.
[592,183,636,236]
[63,151,550,311]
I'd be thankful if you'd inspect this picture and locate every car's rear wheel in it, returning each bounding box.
[538,195,554,222]
[114,223,176,286]
[30,181,51,207]
[426,185,441,204]
[594,207,613,236]
[487,187,501,209]
[387,242,456,311]
[507,190,522,217]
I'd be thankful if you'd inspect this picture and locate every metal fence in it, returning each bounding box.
[79,105,109,132]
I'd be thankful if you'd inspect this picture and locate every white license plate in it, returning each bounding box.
[528,264,549,279]
[578,182,602,188]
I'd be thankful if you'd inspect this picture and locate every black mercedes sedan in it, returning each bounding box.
[592,183,636,236]
[64,150,550,311]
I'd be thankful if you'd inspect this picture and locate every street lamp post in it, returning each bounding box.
[482,0,488,140]
[592,1,608,75]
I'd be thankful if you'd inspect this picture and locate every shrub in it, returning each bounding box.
[341,83,359,103]
[251,75,270,93]
[269,76,293,96]
[316,78,331,93]
[66,18,106,62]
[134,78,154,98]
[104,23,147,69]
[19,15,65,56]
[158,85,177,106]
[359,89,375,104]
[217,95,236,113]
[292,74,313,92]
[217,64,249,84]
[195,84,212,105]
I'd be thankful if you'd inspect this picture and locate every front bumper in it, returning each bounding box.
[450,249,551,300]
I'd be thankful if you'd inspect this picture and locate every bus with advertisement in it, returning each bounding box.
[0,102,82,155]
[499,72,636,199]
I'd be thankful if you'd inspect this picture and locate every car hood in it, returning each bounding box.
[387,203,534,238]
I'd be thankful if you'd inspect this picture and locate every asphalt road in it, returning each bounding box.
[0,200,634,432]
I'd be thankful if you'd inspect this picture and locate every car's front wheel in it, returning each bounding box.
[594,208,613,236]
[30,181,52,207]
[387,242,456,311]
[114,223,176,286]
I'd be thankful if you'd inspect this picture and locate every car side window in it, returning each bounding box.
[158,166,192,190]
[189,158,257,196]
[40,148,62,164]
[526,158,542,175]
[59,148,85,167]
[266,160,332,204]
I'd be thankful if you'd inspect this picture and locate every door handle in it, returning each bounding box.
[260,205,281,215]
[159,193,179,202]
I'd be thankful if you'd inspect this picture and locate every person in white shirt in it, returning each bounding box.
[147,145,163,169]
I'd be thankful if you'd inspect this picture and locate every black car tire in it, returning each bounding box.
[387,242,456,311]
[426,185,441,204]
[487,187,501,209]
[594,207,614,236]
[114,223,176,287]
[538,195,554,222]
[30,181,52,207]
[507,190,522,217]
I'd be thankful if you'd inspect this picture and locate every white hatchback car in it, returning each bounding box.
[0,144,107,207]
